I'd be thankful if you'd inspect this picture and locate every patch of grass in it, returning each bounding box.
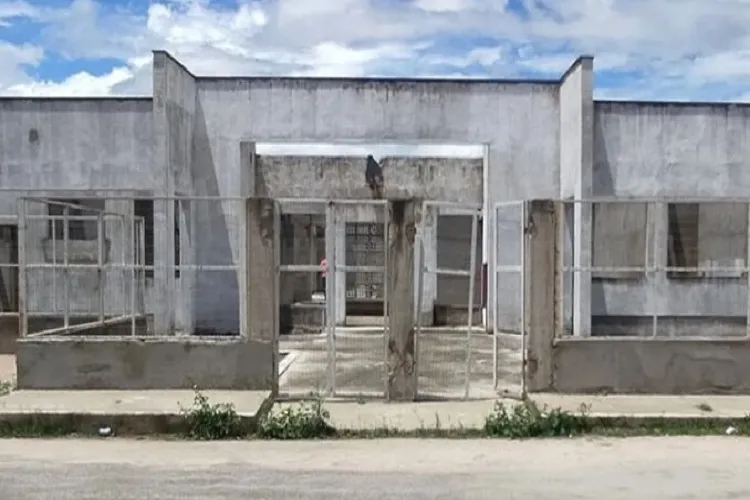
[0,415,74,438]
[484,400,591,438]
[179,389,246,440]
[257,394,335,440]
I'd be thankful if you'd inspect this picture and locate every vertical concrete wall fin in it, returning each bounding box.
[525,200,558,392]
[386,199,419,401]
[246,198,278,342]
[559,56,594,337]
[152,51,197,334]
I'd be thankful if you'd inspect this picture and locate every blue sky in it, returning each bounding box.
[1,0,750,100]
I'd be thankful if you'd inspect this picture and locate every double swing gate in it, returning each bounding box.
[277,198,519,401]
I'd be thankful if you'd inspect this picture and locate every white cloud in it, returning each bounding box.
[0,0,38,26]
[1,0,750,99]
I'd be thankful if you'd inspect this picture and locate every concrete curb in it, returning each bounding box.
[0,392,277,437]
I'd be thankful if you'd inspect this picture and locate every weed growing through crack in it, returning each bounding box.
[484,400,591,438]
[257,394,335,440]
[180,389,245,440]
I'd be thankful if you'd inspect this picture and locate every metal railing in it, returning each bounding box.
[559,197,750,338]
[9,194,248,338]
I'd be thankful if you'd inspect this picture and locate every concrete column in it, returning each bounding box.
[415,204,437,326]
[386,199,419,401]
[246,198,278,344]
[334,212,347,325]
[559,56,594,337]
[525,200,559,392]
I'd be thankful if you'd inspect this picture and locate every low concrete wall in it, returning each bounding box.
[16,337,274,390]
[551,338,750,394]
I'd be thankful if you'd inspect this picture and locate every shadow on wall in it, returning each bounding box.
[189,100,240,334]
[589,112,615,325]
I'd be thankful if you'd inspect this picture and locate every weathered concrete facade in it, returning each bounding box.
[1,50,748,345]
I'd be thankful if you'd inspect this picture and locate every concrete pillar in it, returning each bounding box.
[525,200,559,392]
[415,204,437,326]
[386,199,419,401]
[333,212,347,325]
[245,198,278,344]
[559,56,594,337]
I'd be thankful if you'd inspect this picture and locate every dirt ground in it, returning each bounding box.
[0,438,747,499]
[279,330,522,399]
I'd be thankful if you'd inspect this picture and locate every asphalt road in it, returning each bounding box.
[0,437,747,499]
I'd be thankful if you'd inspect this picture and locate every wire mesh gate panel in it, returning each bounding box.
[492,201,527,398]
[18,197,146,337]
[276,199,389,399]
[415,201,484,400]
[345,222,385,303]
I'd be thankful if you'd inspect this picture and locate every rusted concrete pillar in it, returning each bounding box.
[386,199,420,401]
[246,198,278,343]
[524,199,559,392]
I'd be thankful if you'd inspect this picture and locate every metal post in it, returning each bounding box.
[745,202,750,337]
[649,202,659,338]
[51,211,57,314]
[273,201,281,396]
[63,205,70,330]
[138,217,146,333]
[492,204,498,390]
[382,203,390,397]
[325,202,336,396]
[464,210,479,400]
[97,211,105,325]
[130,217,137,336]
[414,236,425,396]
[17,199,27,338]
[520,201,528,399]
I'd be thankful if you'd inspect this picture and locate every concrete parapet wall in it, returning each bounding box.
[16,337,274,390]
[551,338,750,394]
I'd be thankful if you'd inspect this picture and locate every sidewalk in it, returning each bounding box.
[307,394,750,431]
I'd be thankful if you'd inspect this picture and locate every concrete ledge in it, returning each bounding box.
[0,389,275,436]
[552,338,750,394]
[17,337,275,390]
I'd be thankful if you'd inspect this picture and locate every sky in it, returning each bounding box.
[1,0,750,102]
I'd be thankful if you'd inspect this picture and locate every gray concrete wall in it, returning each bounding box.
[0,99,156,332]
[195,74,562,331]
[590,102,750,334]
[255,155,482,204]
[16,336,273,390]
[551,338,750,394]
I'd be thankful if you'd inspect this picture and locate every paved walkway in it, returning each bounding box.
[288,394,750,431]
[0,438,747,499]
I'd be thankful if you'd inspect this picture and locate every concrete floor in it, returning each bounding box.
[0,355,14,383]
[279,330,523,399]
[0,438,748,499]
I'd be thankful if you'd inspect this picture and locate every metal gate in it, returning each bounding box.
[17,197,146,337]
[492,201,528,399]
[415,201,481,400]
[345,222,385,302]
[276,199,389,400]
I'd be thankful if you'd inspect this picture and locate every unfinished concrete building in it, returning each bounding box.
[3,51,750,397]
